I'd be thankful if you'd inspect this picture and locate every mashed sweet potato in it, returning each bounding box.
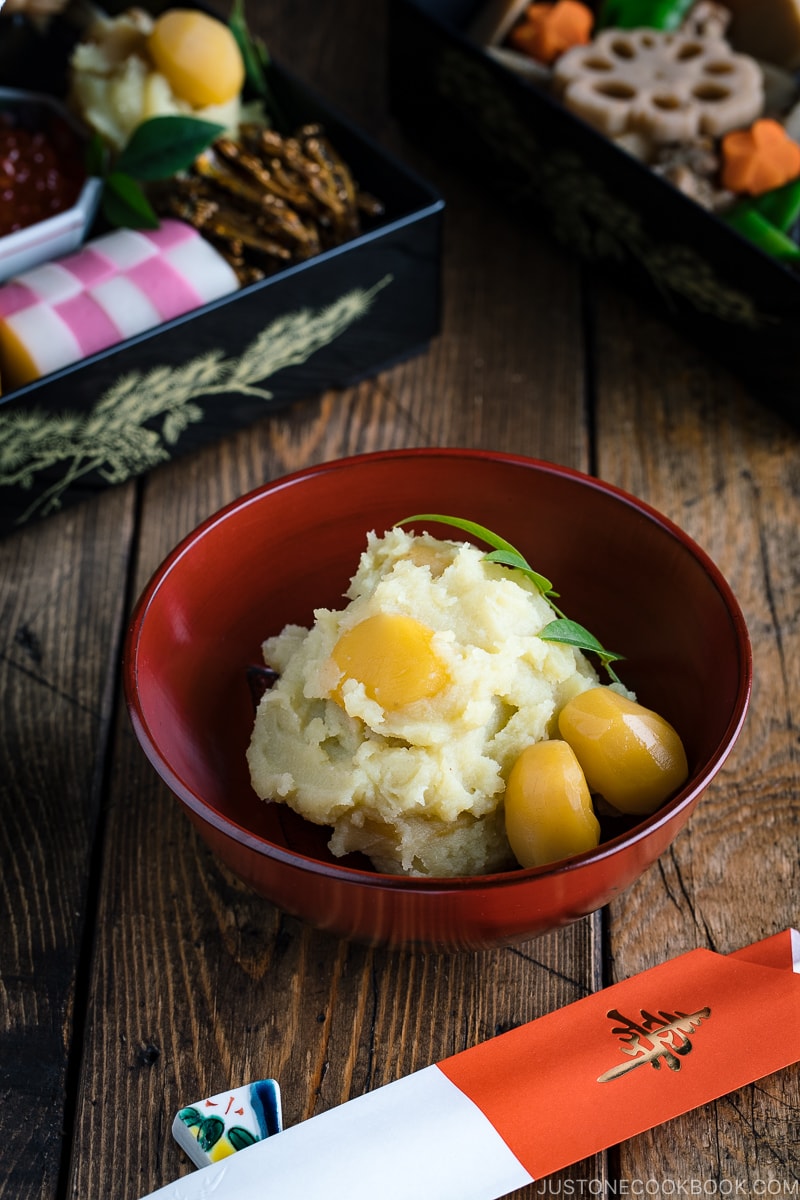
[246,527,600,877]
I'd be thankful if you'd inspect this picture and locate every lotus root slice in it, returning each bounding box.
[553,28,763,144]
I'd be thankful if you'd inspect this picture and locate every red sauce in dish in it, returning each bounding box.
[0,112,85,238]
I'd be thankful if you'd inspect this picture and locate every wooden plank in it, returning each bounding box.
[0,488,136,1200]
[66,2,602,1184]
[590,280,800,1191]
[0,3,633,1199]
[69,256,601,1197]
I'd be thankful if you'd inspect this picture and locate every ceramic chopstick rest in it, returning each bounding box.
[143,929,800,1199]
[173,1078,283,1168]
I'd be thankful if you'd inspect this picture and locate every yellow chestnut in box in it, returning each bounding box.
[504,740,601,869]
[558,687,689,816]
[331,613,449,712]
[148,9,245,108]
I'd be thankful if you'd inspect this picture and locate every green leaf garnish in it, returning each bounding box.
[397,513,624,684]
[539,619,624,684]
[86,131,108,180]
[89,115,225,231]
[101,172,160,230]
[115,115,226,181]
[398,513,558,594]
[482,549,554,596]
[229,0,270,98]
[228,0,289,132]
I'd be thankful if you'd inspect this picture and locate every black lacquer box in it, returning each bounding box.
[387,0,800,421]
[0,11,444,538]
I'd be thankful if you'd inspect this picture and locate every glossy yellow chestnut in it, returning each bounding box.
[504,740,601,869]
[148,9,245,108]
[557,687,689,816]
[331,613,449,712]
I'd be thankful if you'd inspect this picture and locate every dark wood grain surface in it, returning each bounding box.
[2,2,799,1198]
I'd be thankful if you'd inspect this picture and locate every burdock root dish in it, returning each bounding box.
[246,519,688,878]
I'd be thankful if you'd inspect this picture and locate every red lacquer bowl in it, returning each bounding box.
[124,449,751,951]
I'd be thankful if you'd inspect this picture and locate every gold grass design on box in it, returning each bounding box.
[435,42,764,326]
[0,275,392,525]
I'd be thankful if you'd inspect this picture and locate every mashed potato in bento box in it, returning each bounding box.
[246,525,604,878]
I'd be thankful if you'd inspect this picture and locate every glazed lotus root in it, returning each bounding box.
[553,28,763,144]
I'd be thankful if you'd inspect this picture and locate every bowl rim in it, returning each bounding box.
[124,447,753,892]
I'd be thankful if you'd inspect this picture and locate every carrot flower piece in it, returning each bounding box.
[509,1,594,65]
[721,119,800,197]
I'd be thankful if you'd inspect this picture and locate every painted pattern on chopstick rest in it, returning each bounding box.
[173,1077,283,1168]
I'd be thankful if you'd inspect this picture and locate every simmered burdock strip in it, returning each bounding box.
[153,124,384,282]
[195,152,320,251]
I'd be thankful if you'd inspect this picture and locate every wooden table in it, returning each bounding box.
[2,3,799,1197]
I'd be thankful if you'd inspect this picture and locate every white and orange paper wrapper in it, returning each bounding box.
[144,928,800,1199]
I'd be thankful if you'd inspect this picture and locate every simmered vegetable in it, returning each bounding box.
[509,1,593,65]
[721,118,800,196]
[595,0,695,30]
